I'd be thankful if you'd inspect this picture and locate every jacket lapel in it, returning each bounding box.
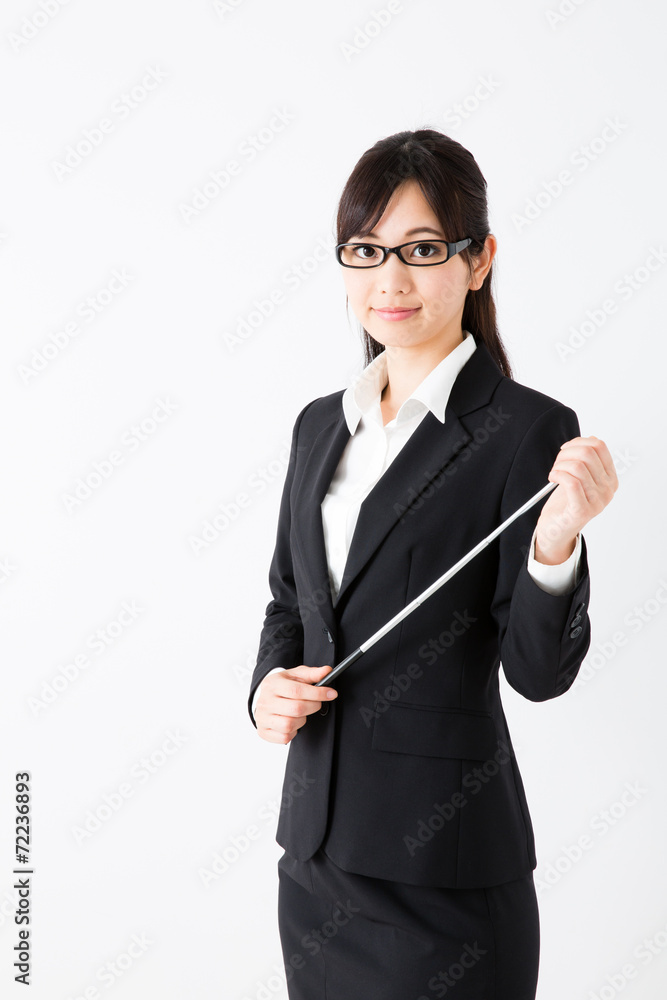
[292,341,504,637]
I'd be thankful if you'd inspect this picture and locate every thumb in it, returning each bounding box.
[287,663,333,682]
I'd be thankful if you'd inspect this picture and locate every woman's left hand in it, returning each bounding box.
[534,435,618,564]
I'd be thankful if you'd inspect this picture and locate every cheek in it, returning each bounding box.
[422,278,462,316]
[423,260,471,309]
[344,279,371,313]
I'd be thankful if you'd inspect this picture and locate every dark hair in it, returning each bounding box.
[335,128,512,379]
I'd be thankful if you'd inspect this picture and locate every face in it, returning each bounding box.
[341,178,495,355]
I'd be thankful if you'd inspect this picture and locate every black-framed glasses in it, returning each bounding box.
[336,238,472,268]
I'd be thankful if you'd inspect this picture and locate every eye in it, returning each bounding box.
[353,244,381,260]
[405,241,449,263]
[411,242,438,258]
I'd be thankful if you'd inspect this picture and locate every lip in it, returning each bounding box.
[373,307,421,321]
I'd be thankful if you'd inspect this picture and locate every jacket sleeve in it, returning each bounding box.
[527,524,582,594]
[247,401,312,728]
[490,403,591,702]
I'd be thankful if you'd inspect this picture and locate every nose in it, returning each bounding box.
[376,251,412,293]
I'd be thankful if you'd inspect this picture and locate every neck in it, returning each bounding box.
[381,328,465,407]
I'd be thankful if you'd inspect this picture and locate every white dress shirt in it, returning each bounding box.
[252,331,582,717]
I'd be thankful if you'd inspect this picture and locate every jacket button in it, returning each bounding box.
[320,703,329,716]
[570,626,583,638]
[322,627,333,643]
[574,602,586,616]
[570,615,582,627]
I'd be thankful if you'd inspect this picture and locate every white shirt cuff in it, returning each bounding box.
[527,526,582,596]
[251,667,284,717]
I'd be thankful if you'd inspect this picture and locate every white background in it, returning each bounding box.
[1,0,666,997]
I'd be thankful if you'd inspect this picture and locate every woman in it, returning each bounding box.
[248,129,617,999]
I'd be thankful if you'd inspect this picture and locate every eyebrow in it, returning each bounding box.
[358,225,444,240]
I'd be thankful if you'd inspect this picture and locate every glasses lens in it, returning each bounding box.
[338,241,452,266]
[339,244,383,267]
[401,241,449,265]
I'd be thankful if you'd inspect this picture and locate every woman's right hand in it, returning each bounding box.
[254,665,338,744]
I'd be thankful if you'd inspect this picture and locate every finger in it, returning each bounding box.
[255,692,334,735]
[559,436,618,485]
[548,463,612,517]
[549,456,598,499]
[555,442,607,484]
[283,664,334,682]
[263,715,307,743]
[266,693,336,719]
[554,446,618,501]
[264,713,308,738]
[258,726,297,745]
[587,437,619,488]
[554,442,618,500]
[257,728,287,744]
[272,677,338,703]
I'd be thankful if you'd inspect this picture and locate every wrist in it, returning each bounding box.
[534,532,577,565]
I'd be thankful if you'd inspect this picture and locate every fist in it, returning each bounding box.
[536,435,618,562]
[254,664,338,744]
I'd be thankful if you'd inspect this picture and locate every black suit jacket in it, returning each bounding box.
[248,338,591,888]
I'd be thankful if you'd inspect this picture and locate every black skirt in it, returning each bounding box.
[277,847,540,1000]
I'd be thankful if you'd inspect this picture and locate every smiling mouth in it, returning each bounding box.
[374,307,419,312]
[373,306,421,319]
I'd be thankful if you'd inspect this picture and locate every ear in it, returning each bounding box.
[469,234,497,290]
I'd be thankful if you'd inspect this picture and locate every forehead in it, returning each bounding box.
[354,180,443,239]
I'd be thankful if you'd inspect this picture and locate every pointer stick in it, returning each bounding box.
[314,481,557,689]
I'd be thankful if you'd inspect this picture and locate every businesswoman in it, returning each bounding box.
[248,129,617,999]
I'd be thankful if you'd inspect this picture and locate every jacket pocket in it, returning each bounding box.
[371,702,499,761]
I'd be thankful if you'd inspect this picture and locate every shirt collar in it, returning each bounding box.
[342,330,477,434]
